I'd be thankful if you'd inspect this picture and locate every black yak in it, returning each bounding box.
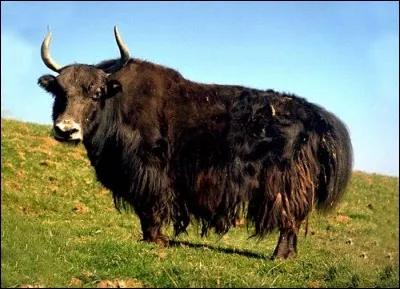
[38,26,353,259]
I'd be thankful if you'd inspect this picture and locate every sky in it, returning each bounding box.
[1,1,399,176]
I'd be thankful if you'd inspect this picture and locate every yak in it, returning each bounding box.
[38,26,353,259]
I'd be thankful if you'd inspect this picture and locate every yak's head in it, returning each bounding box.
[38,26,129,143]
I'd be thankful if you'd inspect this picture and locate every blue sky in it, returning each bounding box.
[1,1,399,176]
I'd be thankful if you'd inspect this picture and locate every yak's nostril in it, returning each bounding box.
[55,125,78,135]
[54,125,64,135]
[54,120,81,140]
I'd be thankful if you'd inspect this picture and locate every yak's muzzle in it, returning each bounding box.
[53,118,83,142]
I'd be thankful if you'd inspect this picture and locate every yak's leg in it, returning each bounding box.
[271,229,291,260]
[287,220,303,256]
[272,220,302,260]
[172,197,190,237]
[138,212,169,247]
[173,211,190,237]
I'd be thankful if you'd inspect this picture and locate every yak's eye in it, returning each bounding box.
[93,87,102,99]
[85,83,95,96]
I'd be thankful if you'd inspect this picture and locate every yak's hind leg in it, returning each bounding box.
[272,220,303,260]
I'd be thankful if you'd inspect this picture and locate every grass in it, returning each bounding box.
[1,117,399,288]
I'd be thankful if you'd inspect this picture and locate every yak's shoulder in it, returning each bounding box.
[262,90,314,110]
[104,58,188,87]
[95,58,139,70]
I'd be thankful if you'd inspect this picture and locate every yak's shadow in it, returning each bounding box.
[168,239,270,260]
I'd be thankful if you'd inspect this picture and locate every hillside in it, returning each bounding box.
[1,117,399,288]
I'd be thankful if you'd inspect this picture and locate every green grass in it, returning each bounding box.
[1,117,399,288]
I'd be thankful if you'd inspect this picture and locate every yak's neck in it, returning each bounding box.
[82,95,143,193]
[83,95,128,165]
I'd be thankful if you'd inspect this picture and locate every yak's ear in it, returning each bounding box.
[103,79,122,99]
[38,75,58,93]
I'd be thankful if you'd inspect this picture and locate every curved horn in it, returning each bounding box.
[104,26,130,74]
[41,30,63,73]
[270,104,276,116]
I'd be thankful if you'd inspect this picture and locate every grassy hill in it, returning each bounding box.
[1,117,399,288]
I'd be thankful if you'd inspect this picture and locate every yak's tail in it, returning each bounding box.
[315,108,353,211]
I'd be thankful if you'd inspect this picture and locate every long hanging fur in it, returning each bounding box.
[244,92,353,237]
[41,55,353,253]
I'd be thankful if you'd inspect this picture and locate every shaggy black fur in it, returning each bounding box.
[38,55,353,258]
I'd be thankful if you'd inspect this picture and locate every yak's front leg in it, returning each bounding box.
[137,211,169,247]
[271,220,302,260]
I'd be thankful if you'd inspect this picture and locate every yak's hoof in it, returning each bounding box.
[155,236,170,247]
[271,250,297,260]
[140,236,170,247]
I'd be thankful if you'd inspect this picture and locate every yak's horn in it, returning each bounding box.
[270,104,276,116]
[104,26,130,74]
[41,29,63,73]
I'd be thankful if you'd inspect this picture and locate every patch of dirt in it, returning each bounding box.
[67,151,86,161]
[74,203,89,213]
[48,184,59,193]
[40,136,58,148]
[4,181,21,191]
[18,151,26,161]
[307,281,324,288]
[17,169,25,178]
[117,280,144,288]
[27,147,52,156]
[4,162,14,169]
[69,278,83,287]
[96,188,110,197]
[96,279,144,288]
[17,206,37,216]
[39,160,59,168]
[336,215,351,224]
[97,280,115,288]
